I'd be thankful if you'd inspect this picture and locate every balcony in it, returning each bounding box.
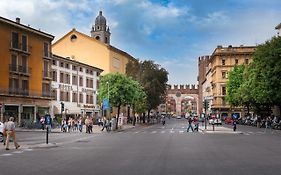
[9,65,31,76]
[42,70,52,80]
[10,42,31,54]
[8,89,29,96]
[42,91,52,98]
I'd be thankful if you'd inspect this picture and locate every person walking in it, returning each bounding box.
[264,116,272,133]
[233,119,237,132]
[78,117,83,132]
[194,116,199,132]
[101,117,108,131]
[187,117,194,132]
[4,117,20,150]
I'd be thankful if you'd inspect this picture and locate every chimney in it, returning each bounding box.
[16,17,20,24]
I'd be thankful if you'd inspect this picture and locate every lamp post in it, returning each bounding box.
[106,81,110,119]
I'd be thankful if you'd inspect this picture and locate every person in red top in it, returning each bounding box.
[193,116,199,132]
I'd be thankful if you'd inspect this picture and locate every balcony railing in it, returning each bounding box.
[9,64,31,75]
[10,41,32,54]
[8,89,29,96]
[0,88,53,99]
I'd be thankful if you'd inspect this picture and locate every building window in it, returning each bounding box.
[60,62,64,67]
[72,75,77,85]
[65,63,69,69]
[65,74,70,84]
[52,71,57,81]
[42,83,50,97]
[22,35,27,51]
[97,72,100,76]
[21,55,28,73]
[235,59,238,65]
[43,61,49,77]
[60,91,64,101]
[11,54,17,71]
[52,60,56,65]
[79,67,83,72]
[43,42,50,57]
[52,89,57,100]
[222,59,225,66]
[60,72,64,83]
[9,78,19,94]
[90,70,93,75]
[79,93,83,103]
[79,76,83,87]
[245,59,249,64]
[66,92,70,102]
[222,86,226,95]
[96,80,99,89]
[72,92,77,102]
[70,34,77,42]
[113,57,120,68]
[12,32,19,49]
[22,80,29,95]
[222,72,227,79]
[86,94,93,104]
[86,69,89,74]
[72,65,77,71]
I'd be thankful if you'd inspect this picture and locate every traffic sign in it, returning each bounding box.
[103,98,109,110]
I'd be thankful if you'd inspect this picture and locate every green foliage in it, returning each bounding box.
[126,59,169,112]
[226,36,281,115]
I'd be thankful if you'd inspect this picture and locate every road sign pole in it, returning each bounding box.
[46,126,49,144]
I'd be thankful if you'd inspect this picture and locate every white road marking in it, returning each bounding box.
[181,127,185,129]
[0,154,13,156]
[170,130,175,133]
[13,151,24,154]
[24,149,33,151]
[134,131,139,134]
[161,131,165,134]
[151,131,157,133]
[179,130,184,134]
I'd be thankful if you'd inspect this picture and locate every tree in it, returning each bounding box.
[249,36,281,114]
[98,73,146,129]
[126,60,169,122]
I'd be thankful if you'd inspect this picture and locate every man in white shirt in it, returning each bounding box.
[4,117,20,150]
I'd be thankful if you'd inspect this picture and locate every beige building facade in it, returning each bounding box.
[209,45,256,118]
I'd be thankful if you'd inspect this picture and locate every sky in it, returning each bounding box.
[0,0,280,85]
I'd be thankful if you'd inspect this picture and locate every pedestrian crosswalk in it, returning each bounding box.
[119,129,204,135]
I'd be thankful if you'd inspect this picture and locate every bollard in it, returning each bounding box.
[46,126,49,144]
[212,124,215,131]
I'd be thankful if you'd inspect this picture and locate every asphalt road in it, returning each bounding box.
[0,118,281,175]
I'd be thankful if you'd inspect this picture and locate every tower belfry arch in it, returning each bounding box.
[91,11,111,44]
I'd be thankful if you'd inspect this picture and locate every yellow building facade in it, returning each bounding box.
[52,11,135,76]
[0,16,54,124]
[209,45,256,118]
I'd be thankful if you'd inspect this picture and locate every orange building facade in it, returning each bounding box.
[0,16,54,125]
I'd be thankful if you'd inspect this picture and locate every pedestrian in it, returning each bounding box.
[187,117,194,132]
[101,116,108,131]
[40,116,45,130]
[88,117,93,133]
[78,117,83,132]
[4,117,20,150]
[264,116,272,133]
[61,118,67,132]
[85,116,90,134]
[233,119,237,132]
[67,117,72,132]
[194,116,199,132]
[162,115,166,125]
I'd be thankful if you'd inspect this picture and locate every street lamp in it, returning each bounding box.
[106,81,110,120]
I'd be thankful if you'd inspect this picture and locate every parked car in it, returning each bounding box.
[0,122,4,142]
[224,117,233,125]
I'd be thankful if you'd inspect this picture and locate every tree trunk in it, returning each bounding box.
[148,109,151,123]
[132,104,136,126]
[142,113,145,123]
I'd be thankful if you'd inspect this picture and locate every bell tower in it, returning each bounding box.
[91,11,111,44]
